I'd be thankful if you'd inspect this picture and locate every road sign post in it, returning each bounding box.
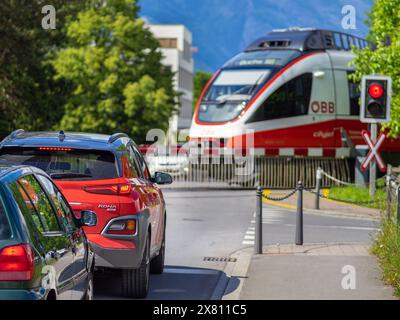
[360,129,387,199]
[360,75,392,199]
[369,124,377,199]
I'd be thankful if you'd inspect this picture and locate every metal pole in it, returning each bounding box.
[370,123,378,200]
[386,164,392,220]
[315,168,322,210]
[255,186,263,254]
[397,186,400,226]
[296,181,304,246]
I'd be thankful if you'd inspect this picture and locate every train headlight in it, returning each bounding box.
[200,105,208,112]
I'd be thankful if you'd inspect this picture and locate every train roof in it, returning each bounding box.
[245,27,371,53]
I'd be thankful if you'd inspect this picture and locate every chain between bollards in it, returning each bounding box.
[296,181,304,246]
[255,186,263,254]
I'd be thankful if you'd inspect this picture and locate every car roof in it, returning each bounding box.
[0,165,45,182]
[1,131,132,152]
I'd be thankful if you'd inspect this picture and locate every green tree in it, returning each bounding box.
[52,0,177,143]
[193,71,212,110]
[351,0,400,137]
[0,1,85,138]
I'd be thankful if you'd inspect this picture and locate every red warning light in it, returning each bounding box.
[368,84,384,99]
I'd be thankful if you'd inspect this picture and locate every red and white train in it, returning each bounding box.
[189,28,400,159]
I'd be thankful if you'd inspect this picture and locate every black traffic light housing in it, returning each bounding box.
[361,76,392,123]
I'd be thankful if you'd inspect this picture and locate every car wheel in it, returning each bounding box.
[122,234,150,299]
[83,272,94,300]
[150,231,165,274]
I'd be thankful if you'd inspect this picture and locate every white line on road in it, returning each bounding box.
[164,268,221,275]
[244,235,255,240]
[284,224,379,231]
[242,240,254,245]
[251,219,282,224]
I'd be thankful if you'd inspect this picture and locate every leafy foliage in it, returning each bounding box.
[0,0,85,138]
[193,71,212,110]
[351,0,400,137]
[52,0,177,143]
[372,218,400,297]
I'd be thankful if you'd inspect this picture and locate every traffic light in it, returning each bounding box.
[360,75,392,123]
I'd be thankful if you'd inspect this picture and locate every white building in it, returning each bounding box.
[147,24,194,140]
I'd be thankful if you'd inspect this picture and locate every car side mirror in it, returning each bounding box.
[153,172,173,185]
[81,210,98,227]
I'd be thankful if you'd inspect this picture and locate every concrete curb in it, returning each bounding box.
[304,208,381,221]
[208,246,254,300]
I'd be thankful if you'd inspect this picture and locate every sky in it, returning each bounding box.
[139,0,374,72]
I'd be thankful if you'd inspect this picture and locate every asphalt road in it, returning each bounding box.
[94,189,380,300]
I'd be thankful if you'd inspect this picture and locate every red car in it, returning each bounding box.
[0,130,173,298]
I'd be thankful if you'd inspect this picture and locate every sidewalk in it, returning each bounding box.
[263,189,381,219]
[239,243,396,300]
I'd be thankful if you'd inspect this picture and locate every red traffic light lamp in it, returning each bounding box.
[368,83,384,99]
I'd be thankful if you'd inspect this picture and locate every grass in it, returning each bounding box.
[372,219,400,297]
[328,179,400,297]
[328,178,386,209]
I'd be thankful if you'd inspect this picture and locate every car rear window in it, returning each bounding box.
[0,199,11,240]
[0,147,119,180]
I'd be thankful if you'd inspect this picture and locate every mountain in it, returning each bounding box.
[139,0,373,72]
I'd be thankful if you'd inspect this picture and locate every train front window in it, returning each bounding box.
[199,69,271,123]
[224,50,302,68]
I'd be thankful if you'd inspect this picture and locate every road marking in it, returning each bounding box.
[164,268,221,275]
[244,235,255,240]
[263,198,296,210]
[251,218,282,224]
[284,224,379,231]
[242,240,254,245]
[246,231,255,235]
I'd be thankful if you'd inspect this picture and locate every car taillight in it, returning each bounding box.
[0,244,34,281]
[83,184,133,195]
[106,219,137,235]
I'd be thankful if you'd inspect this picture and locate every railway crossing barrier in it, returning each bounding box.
[144,151,352,190]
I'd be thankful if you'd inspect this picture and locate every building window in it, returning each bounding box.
[158,38,178,49]
[248,73,313,123]
[178,67,193,92]
[183,40,192,62]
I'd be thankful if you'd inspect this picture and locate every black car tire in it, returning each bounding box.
[150,232,165,274]
[83,271,94,300]
[122,234,150,299]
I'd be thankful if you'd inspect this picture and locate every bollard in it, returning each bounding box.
[386,165,392,220]
[397,186,400,226]
[296,181,304,246]
[315,168,322,210]
[255,186,263,254]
